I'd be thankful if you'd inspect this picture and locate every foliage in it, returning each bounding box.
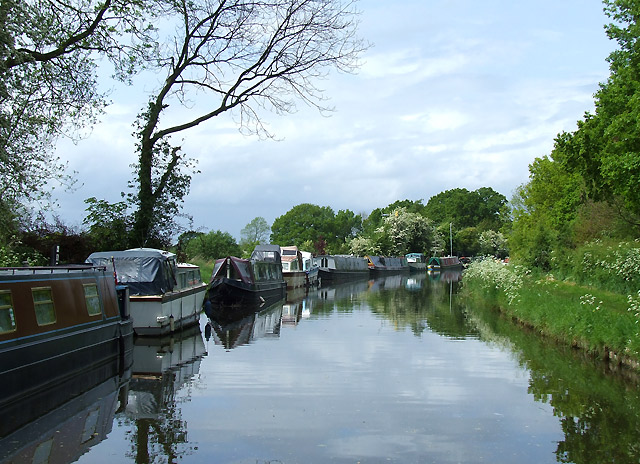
[271,203,361,253]
[1,0,157,209]
[241,217,271,245]
[83,197,132,251]
[239,217,271,257]
[19,215,93,264]
[350,207,441,256]
[131,0,367,244]
[566,239,640,294]
[478,230,508,259]
[454,227,480,257]
[362,199,426,235]
[424,187,508,231]
[551,0,640,227]
[463,259,640,360]
[183,230,241,261]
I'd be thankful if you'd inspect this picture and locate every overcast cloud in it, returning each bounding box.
[54,0,614,240]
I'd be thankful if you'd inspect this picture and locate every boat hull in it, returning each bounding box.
[0,267,134,417]
[205,277,286,321]
[129,283,207,336]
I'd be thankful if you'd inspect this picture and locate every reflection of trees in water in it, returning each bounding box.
[366,274,479,339]
[123,373,194,464]
[463,297,640,464]
[119,329,206,463]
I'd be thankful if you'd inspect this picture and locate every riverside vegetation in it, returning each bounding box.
[462,241,640,372]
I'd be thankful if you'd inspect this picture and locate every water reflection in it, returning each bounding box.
[55,273,640,463]
[463,293,640,463]
[208,302,283,349]
[0,359,129,463]
[120,326,206,463]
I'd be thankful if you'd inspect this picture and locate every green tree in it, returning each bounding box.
[184,230,241,261]
[1,0,156,212]
[240,217,271,257]
[424,187,508,231]
[271,203,336,250]
[241,217,270,244]
[130,0,367,244]
[554,0,640,229]
[83,197,132,251]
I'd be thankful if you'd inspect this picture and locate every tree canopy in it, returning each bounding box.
[1,0,156,209]
[270,203,361,253]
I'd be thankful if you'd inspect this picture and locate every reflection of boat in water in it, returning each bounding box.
[367,273,407,292]
[123,326,206,463]
[428,269,463,283]
[427,256,463,272]
[0,359,130,461]
[86,248,207,335]
[0,265,133,418]
[208,303,283,349]
[405,273,426,290]
[128,324,206,381]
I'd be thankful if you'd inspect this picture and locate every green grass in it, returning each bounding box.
[462,259,640,369]
[188,257,215,282]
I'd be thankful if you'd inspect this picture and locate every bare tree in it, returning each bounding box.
[130,0,367,245]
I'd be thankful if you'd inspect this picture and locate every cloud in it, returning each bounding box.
[49,0,613,240]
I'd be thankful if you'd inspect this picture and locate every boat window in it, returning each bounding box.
[0,290,16,334]
[32,287,56,326]
[83,284,102,316]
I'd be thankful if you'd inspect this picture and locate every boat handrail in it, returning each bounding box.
[0,265,108,275]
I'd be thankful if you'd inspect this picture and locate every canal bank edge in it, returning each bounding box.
[461,259,640,376]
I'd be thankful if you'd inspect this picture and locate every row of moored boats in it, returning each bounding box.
[0,246,461,413]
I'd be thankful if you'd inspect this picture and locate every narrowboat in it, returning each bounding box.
[0,265,134,411]
[427,256,463,271]
[366,255,410,275]
[405,253,427,272]
[205,245,287,320]
[313,255,369,282]
[280,246,320,288]
[86,248,207,336]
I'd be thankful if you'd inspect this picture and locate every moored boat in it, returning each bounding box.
[405,253,427,272]
[366,255,410,275]
[86,248,207,336]
[427,256,463,271]
[281,246,307,289]
[281,246,320,288]
[205,245,287,320]
[313,255,369,282]
[0,265,134,411]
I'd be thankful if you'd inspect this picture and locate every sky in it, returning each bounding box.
[54,0,615,241]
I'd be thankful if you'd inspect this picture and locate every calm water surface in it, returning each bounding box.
[4,273,640,463]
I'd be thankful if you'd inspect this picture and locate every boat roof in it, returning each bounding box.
[250,244,282,263]
[87,248,176,260]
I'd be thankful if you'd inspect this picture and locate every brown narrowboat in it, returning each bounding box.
[0,265,134,410]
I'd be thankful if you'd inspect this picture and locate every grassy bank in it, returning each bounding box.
[189,257,215,282]
[462,259,640,371]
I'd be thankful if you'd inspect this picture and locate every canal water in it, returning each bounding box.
[3,272,640,463]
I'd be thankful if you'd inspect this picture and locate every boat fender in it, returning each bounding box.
[169,314,175,332]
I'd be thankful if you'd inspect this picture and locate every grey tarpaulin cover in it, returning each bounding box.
[86,248,177,295]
